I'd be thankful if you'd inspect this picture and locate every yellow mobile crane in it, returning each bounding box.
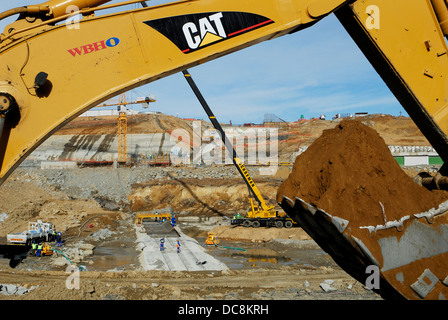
[182,69,295,228]
[2,0,448,299]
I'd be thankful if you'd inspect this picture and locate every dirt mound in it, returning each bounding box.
[0,172,109,237]
[277,119,448,227]
[210,225,311,242]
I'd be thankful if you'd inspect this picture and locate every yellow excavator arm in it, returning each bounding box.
[1,0,448,186]
[3,0,448,299]
[0,0,347,184]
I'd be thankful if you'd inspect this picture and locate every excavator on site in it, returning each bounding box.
[1,0,448,300]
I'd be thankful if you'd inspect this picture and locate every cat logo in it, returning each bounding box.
[182,12,226,52]
[144,12,274,54]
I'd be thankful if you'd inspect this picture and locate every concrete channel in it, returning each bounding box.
[135,221,228,272]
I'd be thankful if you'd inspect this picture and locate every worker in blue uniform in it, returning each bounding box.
[160,237,165,251]
[36,243,43,257]
[176,239,181,254]
[56,231,62,247]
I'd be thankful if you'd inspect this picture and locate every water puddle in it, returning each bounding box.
[199,238,325,270]
[90,240,138,271]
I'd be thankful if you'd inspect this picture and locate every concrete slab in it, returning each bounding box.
[135,224,228,272]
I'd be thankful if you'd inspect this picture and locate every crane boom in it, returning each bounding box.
[182,69,271,211]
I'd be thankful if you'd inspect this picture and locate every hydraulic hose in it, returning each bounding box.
[0,7,28,21]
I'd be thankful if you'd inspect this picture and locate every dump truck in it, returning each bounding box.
[2,0,448,299]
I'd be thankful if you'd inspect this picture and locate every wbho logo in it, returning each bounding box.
[68,37,120,57]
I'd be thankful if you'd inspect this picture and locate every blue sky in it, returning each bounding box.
[0,1,406,124]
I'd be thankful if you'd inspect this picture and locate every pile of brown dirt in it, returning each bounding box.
[0,173,109,237]
[277,119,448,228]
[210,225,311,242]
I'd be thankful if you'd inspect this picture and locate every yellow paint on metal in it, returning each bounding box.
[0,0,333,184]
[1,0,448,187]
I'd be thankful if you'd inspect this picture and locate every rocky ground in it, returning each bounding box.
[0,165,384,300]
[0,114,438,301]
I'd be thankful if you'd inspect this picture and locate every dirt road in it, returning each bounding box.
[0,263,380,300]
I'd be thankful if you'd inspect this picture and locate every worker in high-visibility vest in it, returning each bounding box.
[31,241,37,256]
[176,239,181,254]
[36,243,43,257]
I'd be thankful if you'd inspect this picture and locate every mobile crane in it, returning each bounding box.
[2,0,448,299]
[182,69,295,228]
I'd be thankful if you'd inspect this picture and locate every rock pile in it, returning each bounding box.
[0,283,39,295]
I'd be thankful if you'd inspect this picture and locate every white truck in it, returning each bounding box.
[7,220,55,245]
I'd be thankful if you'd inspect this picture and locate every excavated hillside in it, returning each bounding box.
[276,115,431,161]
[55,113,209,136]
[129,177,282,216]
[54,113,431,164]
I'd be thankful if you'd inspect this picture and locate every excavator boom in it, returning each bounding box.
[0,0,347,184]
[2,0,448,299]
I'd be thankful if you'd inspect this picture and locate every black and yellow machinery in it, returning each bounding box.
[3,0,448,299]
[182,69,296,228]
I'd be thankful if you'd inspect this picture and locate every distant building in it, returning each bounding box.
[263,113,288,127]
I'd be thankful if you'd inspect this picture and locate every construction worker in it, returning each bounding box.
[31,241,37,256]
[36,243,43,257]
[160,237,165,251]
[176,239,181,254]
[171,215,176,227]
[56,231,62,247]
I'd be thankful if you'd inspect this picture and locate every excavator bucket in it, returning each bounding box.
[279,196,448,299]
[277,120,448,300]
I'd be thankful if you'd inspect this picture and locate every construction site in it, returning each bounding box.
[0,112,443,301]
[1,0,448,303]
